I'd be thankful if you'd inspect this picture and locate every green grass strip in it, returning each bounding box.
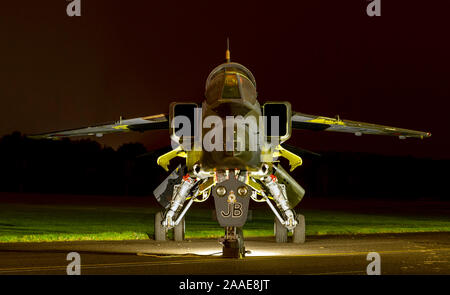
[0,204,449,243]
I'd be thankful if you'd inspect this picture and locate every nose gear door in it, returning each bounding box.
[212,178,251,227]
[153,164,186,208]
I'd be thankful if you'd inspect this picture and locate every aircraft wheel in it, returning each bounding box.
[236,227,246,258]
[154,211,167,241]
[293,214,305,244]
[174,217,185,242]
[274,217,288,243]
[222,227,246,258]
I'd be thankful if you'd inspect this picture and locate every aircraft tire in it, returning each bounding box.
[236,227,246,258]
[222,227,245,258]
[274,217,288,243]
[174,217,185,241]
[293,214,305,244]
[154,211,167,241]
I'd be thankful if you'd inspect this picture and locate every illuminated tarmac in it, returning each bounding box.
[0,232,449,274]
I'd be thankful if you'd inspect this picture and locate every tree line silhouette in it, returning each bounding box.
[0,132,447,200]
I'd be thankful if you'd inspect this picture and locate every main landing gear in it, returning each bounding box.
[154,211,186,242]
[274,213,305,243]
[261,174,306,244]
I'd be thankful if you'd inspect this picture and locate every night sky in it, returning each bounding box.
[1,0,448,159]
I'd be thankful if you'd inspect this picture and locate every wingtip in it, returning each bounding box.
[419,132,432,140]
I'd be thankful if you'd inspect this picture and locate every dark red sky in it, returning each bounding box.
[1,0,448,158]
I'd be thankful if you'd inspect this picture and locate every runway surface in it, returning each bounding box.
[0,232,448,275]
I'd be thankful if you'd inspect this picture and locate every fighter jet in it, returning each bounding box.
[31,43,431,258]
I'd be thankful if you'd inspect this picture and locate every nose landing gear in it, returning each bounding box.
[220,226,246,258]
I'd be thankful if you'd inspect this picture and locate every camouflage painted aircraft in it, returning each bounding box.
[32,44,431,258]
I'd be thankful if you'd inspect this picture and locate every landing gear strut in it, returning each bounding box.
[221,226,245,258]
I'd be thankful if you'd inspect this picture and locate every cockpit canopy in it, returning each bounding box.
[205,62,257,105]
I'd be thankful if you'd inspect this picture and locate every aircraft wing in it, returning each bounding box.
[29,114,169,139]
[291,112,431,139]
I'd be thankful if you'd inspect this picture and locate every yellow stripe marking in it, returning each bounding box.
[113,125,129,130]
[141,114,166,120]
[308,117,345,126]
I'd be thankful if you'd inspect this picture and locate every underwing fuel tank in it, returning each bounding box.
[273,164,305,208]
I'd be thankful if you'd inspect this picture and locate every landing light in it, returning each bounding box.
[237,186,248,196]
[216,186,227,197]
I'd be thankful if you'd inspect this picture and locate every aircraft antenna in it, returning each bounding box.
[225,38,231,63]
